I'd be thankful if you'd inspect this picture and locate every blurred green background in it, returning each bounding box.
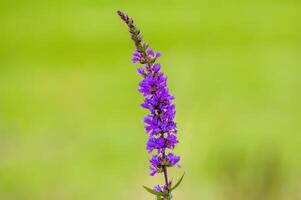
[0,0,300,199]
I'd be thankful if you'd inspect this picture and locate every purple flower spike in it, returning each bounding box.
[139,48,180,172]
[118,10,183,198]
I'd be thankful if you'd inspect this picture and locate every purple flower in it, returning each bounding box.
[132,48,181,176]
[132,50,141,63]
[149,153,181,176]
[154,185,163,192]
[118,10,183,196]
[137,67,146,76]
[149,155,162,176]
[147,48,154,56]
[166,153,181,167]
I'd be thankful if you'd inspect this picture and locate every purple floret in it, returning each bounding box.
[166,153,181,167]
[132,50,141,63]
[154,185,163,192]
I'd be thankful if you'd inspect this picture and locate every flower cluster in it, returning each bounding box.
[118,10,184,198]
[133,48,181,176]
[149,153,181,176]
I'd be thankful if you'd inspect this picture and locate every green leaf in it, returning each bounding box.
[170,173,185,191]
[142,186,169,197]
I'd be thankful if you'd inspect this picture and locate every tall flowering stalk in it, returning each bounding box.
[117,11,184,200]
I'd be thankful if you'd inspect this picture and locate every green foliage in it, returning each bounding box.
[142,186,169,197]
[170,173,185,192]
[143,173,184,199]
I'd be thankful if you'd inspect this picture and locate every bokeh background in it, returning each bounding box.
[0,0,300,199]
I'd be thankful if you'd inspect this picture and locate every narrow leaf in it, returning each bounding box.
[170,173,185,191]
[142,186,169,197]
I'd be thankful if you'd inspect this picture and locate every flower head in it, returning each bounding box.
[118,11,182,195]
[132,48,180,175]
